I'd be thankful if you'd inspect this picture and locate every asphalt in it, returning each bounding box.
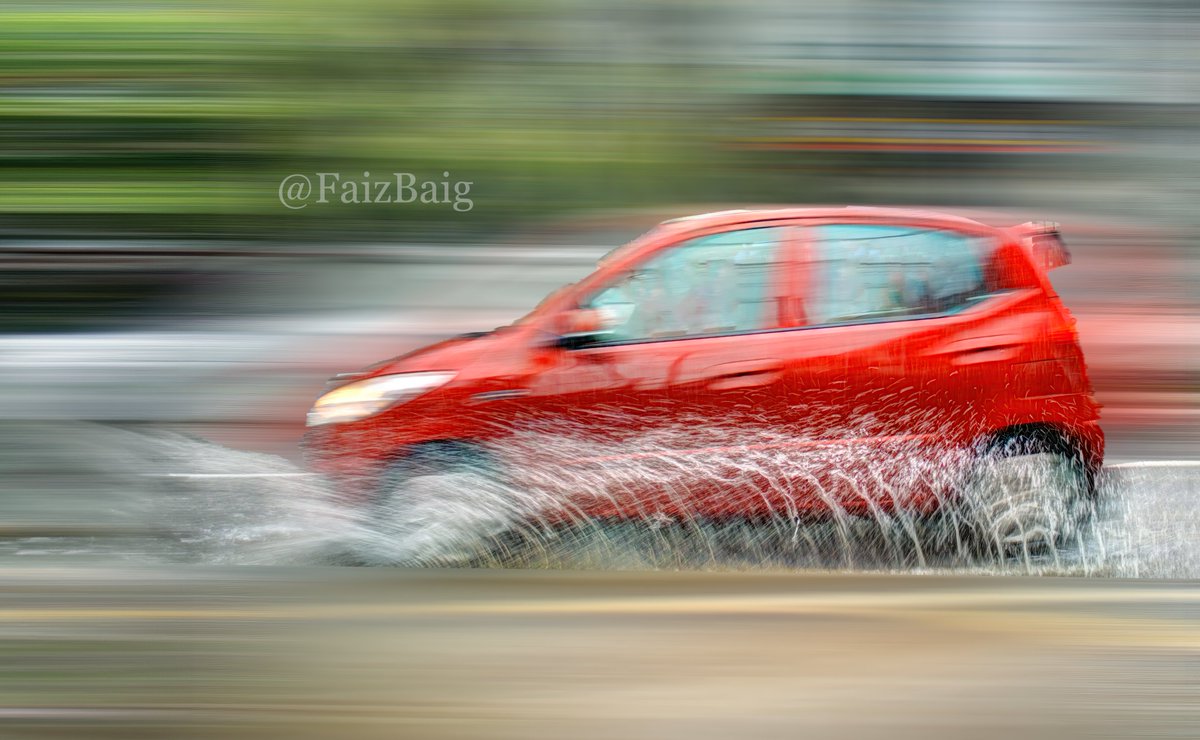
[1,568,1197,739]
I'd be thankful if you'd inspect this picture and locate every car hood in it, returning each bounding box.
[350,328,509,381]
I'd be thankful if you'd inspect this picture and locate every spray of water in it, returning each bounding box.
[8,422,1195,576]
[244,414,1181,575]
[344,419,1106,572]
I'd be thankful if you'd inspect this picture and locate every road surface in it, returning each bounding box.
[1,568,1197,739]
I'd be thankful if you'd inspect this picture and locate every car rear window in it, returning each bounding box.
[804,224,996,326]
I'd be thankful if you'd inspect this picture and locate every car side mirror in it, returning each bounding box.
[555,307,607,349]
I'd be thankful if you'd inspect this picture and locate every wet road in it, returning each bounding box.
[2,568,1198,739]
[1,422,1197,575]
[0,425,1197,739]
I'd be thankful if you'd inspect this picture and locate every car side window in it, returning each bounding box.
[584,226,785,343]
[805,224,994,326]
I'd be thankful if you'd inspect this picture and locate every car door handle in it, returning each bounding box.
[931,335,1026,366]
[706,359,785,390]
[952,345,1022,365]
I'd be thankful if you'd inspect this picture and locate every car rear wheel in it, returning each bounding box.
[957,431,1092,561]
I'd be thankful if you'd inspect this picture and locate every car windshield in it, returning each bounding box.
[512,227,668,327]
[512,283,575,326]
[597,225,667,267]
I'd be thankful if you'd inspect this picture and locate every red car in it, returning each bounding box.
[304,207,1103,553]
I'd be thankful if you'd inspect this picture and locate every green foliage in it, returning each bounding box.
[0,1,734,240]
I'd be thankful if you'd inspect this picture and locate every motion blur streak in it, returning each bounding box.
[2,570,1199,739]
[2,2,1199,738]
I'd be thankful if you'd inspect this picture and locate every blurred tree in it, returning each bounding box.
[0,1,740,242]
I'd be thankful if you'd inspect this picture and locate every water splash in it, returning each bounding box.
[5,423,1196,576]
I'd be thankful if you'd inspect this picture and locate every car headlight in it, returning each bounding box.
[306,371,456,427]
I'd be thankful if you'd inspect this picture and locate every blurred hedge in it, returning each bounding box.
[0,1,763,241]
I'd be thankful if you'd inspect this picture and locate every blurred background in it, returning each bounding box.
[0,0,1195,459]
[1,2,1199,737]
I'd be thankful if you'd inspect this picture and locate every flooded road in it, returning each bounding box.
[1,423,1198,738]
[1,422,1197,577]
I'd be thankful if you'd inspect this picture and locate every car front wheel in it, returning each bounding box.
[363,442,521,565]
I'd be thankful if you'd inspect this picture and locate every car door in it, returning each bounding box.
[790,220,1012,512]
[498,224,809,519]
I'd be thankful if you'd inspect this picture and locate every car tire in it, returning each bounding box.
[365,441,521,566]
[957,430,1092,561]
[379,441,493,491]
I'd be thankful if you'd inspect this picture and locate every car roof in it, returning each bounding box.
[657,206,994,234]
[595,206,1004,271]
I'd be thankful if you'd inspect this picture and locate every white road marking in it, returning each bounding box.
[149,472,316,479]
[1106,460,1200,469]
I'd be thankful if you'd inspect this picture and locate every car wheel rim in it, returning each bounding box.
[963,451,1086,557]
